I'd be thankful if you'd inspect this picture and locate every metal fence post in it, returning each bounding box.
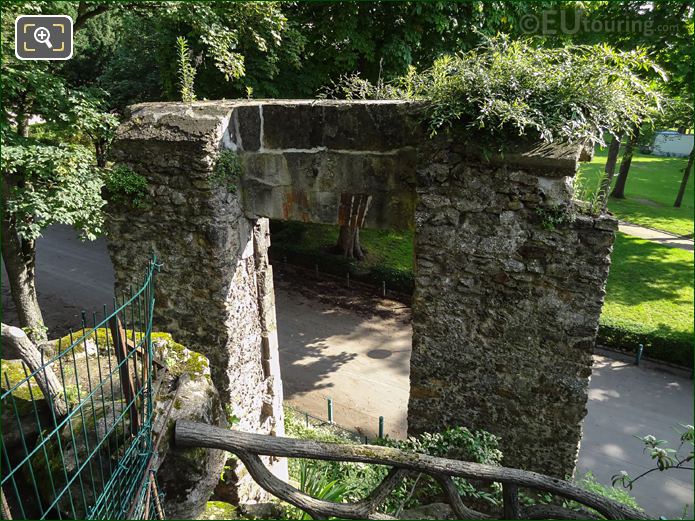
[327,398,334,423]
[634,343,644,365]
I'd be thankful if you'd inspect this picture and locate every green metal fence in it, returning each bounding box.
[1,257,164,520]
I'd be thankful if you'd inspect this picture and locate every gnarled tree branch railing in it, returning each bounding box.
[174,421,648,520]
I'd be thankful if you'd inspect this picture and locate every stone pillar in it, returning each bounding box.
[407,136,617,479]
[107,102,287,500]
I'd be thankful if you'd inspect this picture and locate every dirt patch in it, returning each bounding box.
[273,264,411,324]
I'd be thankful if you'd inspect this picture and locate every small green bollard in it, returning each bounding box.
[327,397,334,423]
[305,412,309,428]
[378,416,384,439]
[634,343,644,365]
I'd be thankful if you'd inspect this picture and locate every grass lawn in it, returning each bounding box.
[272,222,693,366]
[577,148,693,237]
[600,233,693,365]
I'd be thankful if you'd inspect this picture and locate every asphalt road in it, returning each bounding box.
[2,224,693,518]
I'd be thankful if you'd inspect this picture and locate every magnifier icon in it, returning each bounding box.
[33,26,52,48]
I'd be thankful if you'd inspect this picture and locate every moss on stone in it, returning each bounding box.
[151,332,209,378]
[200,501,237,520]
[1,360,45,404]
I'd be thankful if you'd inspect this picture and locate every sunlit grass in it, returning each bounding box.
[577,148,693,236]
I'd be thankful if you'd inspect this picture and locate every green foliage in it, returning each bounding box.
[284,408,503,516]
[176,36,197,103]
[535,205,576,230]
[577,472,643,512]
[599,233,693,368]
[1,143,105,241]
[282,461,349,520]
[577,147,693,237]
[104,165,149,209]
[373,428,504,511]
[612,425,693,504]
[212,150,241,192]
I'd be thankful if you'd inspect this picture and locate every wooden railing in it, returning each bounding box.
[174,421,648,520]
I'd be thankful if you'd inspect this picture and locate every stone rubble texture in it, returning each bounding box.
[107,100,616,498]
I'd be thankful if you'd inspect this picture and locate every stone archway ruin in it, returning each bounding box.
[107,100,616,485]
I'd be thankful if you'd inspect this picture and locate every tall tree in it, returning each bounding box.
[674,147,694,208]
[2,1,291,340]
[1,2,116,340]
[611,125,641,199]
[600,135,623,211]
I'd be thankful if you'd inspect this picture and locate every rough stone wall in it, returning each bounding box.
[106,102,286,498]
[107,100,616,492]
[407,134,617,478]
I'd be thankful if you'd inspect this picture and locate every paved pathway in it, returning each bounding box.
[2,224,693,518]
[619,221,694,251]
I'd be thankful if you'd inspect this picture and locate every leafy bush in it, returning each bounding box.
[104,164,149,208]
[373,428,504,511]
[322,37,662,147]
[283,408,503,515]
[598,318,693,368]
[577,472,643,512]
[420,39,662,144]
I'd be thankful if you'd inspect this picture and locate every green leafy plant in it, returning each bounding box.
[104,165,149,209]
[321,37,662,148]
[283,408,504,516]
[535,204,576,230]
[374,427,504,511]
[212,150,242,193]
[613,425,694,488]
[176,36,197,103]
[577,472,642,512]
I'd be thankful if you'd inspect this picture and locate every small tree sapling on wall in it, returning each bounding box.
[177,36,198,103]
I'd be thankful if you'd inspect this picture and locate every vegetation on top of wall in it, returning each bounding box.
[322,37,663,147]
[176,36,198,103]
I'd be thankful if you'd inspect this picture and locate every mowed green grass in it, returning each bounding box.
[281,222,414,272]
[577,148,693,237]
[603,233,693,341]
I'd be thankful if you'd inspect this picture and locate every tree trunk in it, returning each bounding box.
[1,180,47,342]
[674,147,694,208]
[1,323,68,417]
[336,225,365,260]
[599,134,622,211]
[610,125,640,200]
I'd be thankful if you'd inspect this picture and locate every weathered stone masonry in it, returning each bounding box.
[107,100,616,492]
[408,134,617,478]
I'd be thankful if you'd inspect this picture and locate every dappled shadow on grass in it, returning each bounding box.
[606,233,694,309]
